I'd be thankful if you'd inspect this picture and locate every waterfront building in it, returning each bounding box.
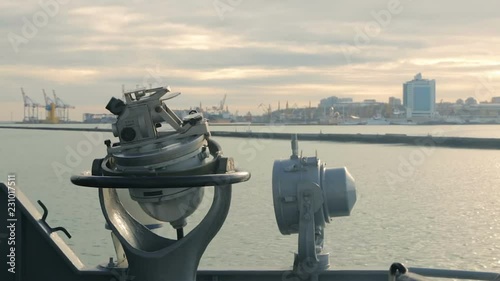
[319,96,339,109]
[491,97,500,104]
[389,97,402,107]
[338,98,353,103]
[403,73,436,118]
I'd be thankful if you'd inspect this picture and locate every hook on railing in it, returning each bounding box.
[37,200,72,239]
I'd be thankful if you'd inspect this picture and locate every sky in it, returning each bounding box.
[1,0,500,121]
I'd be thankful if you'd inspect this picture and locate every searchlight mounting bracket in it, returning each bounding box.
[272,135,357,280]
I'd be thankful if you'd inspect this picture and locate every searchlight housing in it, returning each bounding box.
[272,135,356,272]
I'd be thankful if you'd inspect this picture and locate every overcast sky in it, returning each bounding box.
[1,0,499,121]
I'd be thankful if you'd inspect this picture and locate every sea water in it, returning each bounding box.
[0,125,498,271]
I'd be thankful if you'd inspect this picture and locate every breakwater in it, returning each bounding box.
[211,131,500,150]
[0,126,112,133]
[1,126,499,150]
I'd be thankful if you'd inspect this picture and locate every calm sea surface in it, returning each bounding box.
[0,124,499,271]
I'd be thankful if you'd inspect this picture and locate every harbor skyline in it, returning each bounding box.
[1,0,499,121]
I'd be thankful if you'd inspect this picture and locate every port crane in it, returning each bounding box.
[210,94,228,112]
[258,103,273,122]
[219,94,227,111]
[42,89,58,124]
[20,88,44,123]
[53,91,65,121]
[53,90,75,122]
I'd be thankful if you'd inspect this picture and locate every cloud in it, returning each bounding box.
[1,0,500,121]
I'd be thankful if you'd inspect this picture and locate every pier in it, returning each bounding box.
[210,131,500,150]
[1,126,499,150]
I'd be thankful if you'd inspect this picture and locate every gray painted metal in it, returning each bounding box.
[99,185,231,281]
[272,136,357,277]
[0,183,113,281]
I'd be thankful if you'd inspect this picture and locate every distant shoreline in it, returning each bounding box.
[1,122,500,126]
[2,125,499,150]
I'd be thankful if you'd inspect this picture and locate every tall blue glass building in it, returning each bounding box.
[403,73,436,118]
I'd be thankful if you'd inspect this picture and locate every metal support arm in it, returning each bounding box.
[99,185,232,281]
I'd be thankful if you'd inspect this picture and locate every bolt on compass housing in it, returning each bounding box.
[70,85,250,281]
[92,86,220,228]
